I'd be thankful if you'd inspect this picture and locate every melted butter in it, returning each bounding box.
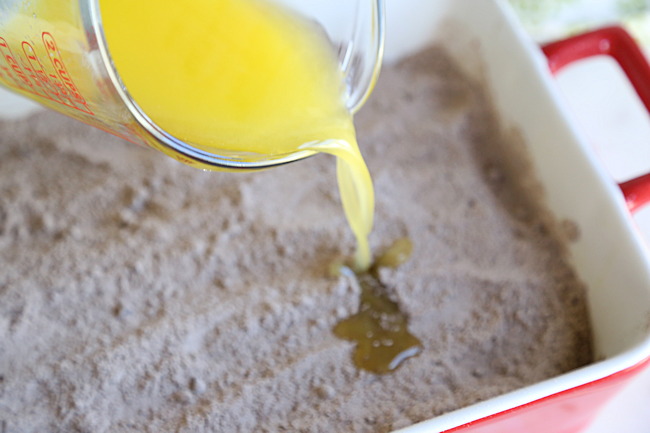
[374,237,413,269]
[333,238,422,374]
[100,0,375,272]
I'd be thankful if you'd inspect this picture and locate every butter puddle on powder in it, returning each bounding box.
[334,239,422,374]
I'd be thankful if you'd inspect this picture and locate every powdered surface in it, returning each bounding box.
[0,47,592,433]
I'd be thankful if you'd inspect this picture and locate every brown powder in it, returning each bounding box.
[0,46,591,433]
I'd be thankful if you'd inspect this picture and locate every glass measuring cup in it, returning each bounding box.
[0,0,385,170]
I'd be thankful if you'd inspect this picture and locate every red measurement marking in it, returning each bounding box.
[21,41,55,100]
[0,33,95,116]
[23,40,83,110]
[42,32,93,115]
[176,155,196,165]
[0,37,35,92]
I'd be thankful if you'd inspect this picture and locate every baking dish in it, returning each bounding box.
[381,0,650,432]
[1,0,649,431]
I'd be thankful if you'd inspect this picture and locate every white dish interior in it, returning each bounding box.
[382,0,650,431]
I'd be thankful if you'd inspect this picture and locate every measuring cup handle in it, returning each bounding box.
[542,26,650,213]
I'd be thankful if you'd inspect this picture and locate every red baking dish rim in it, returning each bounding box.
[544,25,650,211]
[444,357,650,432]
[442,25,650,432]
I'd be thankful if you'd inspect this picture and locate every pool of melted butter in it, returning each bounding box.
[334,239,422,374]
